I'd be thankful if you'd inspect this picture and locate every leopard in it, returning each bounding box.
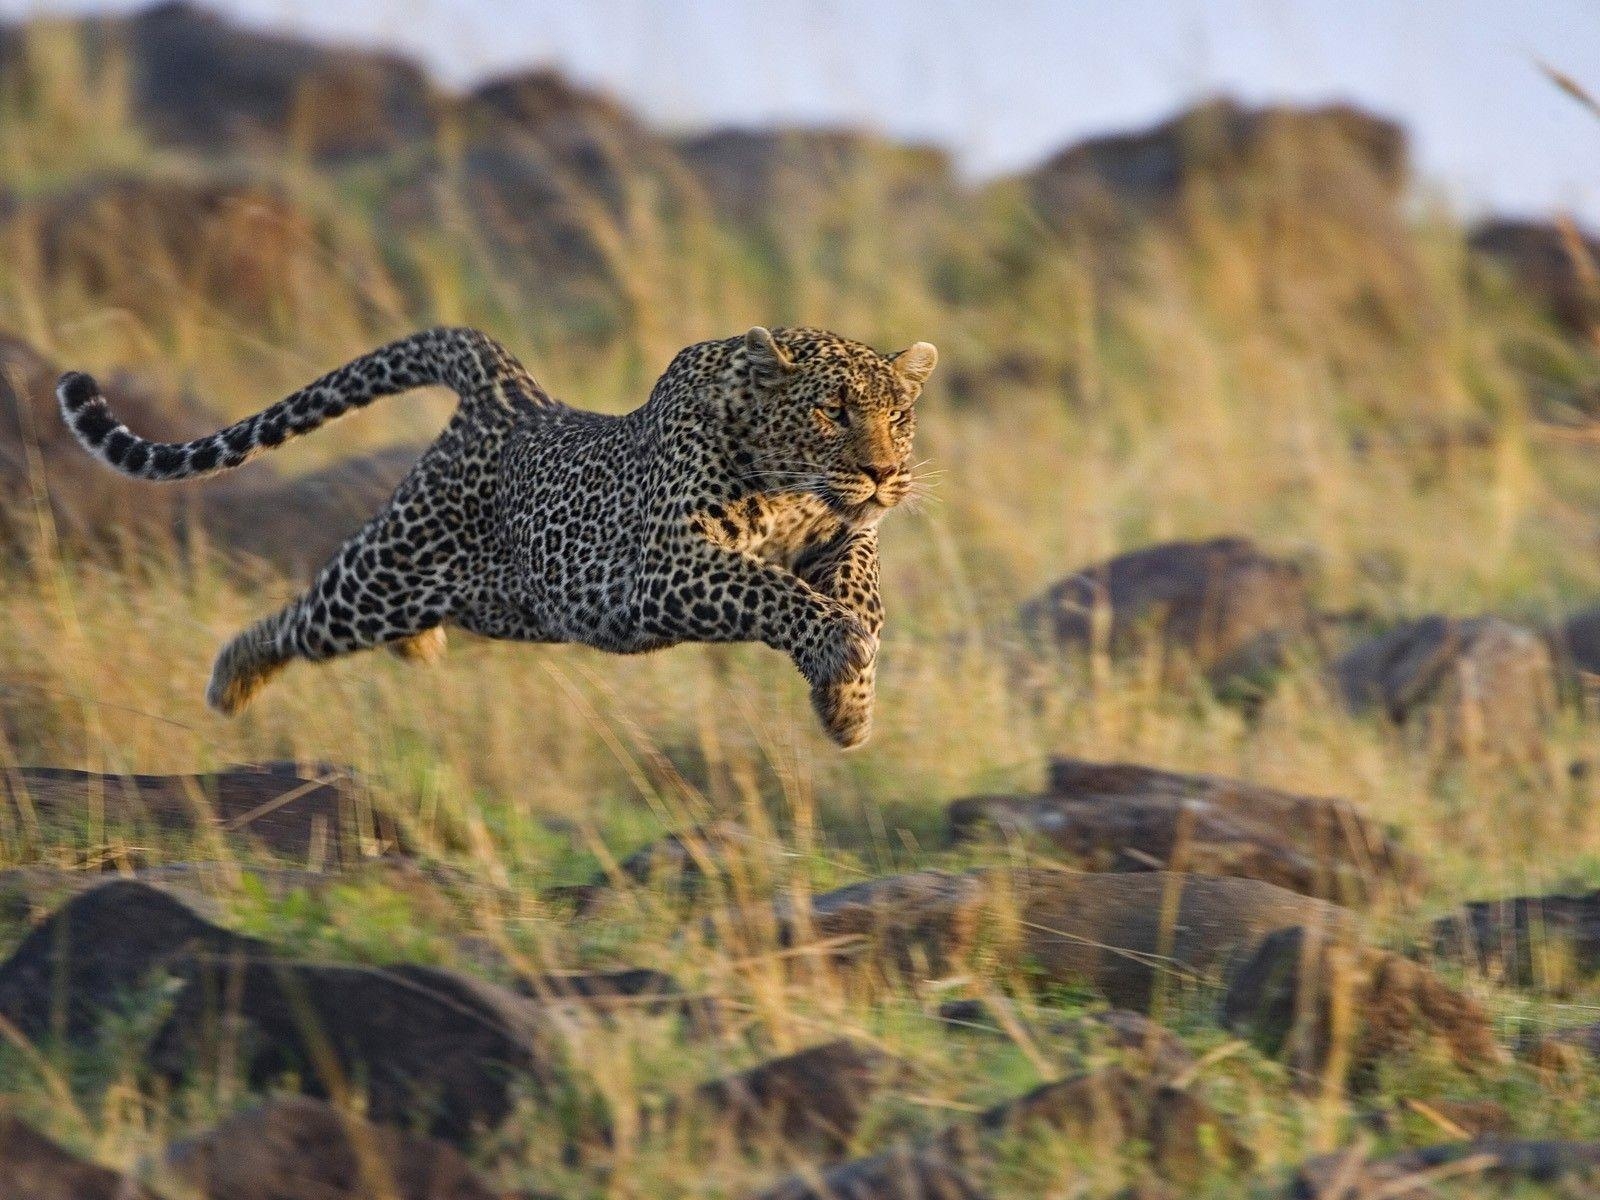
[56,325,937,747]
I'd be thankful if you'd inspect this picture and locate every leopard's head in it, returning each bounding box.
[736,326,937,522]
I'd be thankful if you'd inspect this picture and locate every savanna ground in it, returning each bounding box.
[2,14,1600,1198]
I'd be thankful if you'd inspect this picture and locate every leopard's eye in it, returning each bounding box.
[891,409,912,428]
[818,399,849,426]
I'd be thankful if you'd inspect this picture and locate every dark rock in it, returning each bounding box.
[1222,925,1502,1089]
[1019,537,1316,691]
[1015,869,1353,1010]
[750,1145,986,1200]
[1554,604,1600,681]
[780,870,990,981]
[70,1,442,159]
[1028,98,1407,229]
[149,959,553,1145]
[0,762,403,865]
[940,1066,1250,1186]
[694,1040,895,1157]
[0,1115,159,1200]
[1471,218,1600,337]
[1290,1139,1600,1199]
[162,1095,503,1200]
[0,880,264,1044]
[950,757,1419,905]
[1432,888,1600,989]
[1332,615,1556,757]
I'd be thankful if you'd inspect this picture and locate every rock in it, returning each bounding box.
[1471,218,1600,337]
[162,1096,503,1200]
[0,861,343,924]
[1019,537,1316,692]
[0,1115,159,1200]
[1554,604,1600,681]
[0,880,264,1043]
[1290,1139,1600,1198]
[1432,888,1600,989]
[1028,98,1407,229]
[63,1,442,159]
[937,1001,1198,1080]
[0,762,403,865]
[694,1040,895,1157]
[1221,925,1501,1089]
[950,757,1419,906]
[149,959,553,1145]
[1332,615,1556,757]
[940,1066,1248,1186]
[750,1145,986,1200]
[1015,869,1353,1011]
[780,870,990,981]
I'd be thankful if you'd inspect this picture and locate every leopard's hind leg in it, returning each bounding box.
[386,626,447,663]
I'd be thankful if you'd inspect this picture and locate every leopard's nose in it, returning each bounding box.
[861,462,897,485]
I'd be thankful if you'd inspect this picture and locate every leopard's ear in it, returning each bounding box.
[744,326,795,389]
[891,341,938,389]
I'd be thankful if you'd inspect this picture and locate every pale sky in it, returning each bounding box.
[5,0,1599,222]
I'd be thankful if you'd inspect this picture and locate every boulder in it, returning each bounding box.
[950,757,1418,905]
[1289,1140,1600,1199]
[1221,925,1501,1089]
[1332,615,1556,757]
[162,1096,503,1200]
[1028,98,1407,230]
[749,1145,986,1200]
[1470,218,1600,337]
[779,870,990,981]
[1432,888,1600,989]
[0,1115,158,1200]
[0,879,264,1043]
[62,1,442,159]
[1019,537,1316,692]
[0,762,403,866]
[1014,869,1353,1010]
[149,959,553,1145]
[694,1040,896,1157]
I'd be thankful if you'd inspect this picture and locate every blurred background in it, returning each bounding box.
[2,5,1600,1193]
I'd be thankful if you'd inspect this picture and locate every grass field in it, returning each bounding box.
[2,16,1600,1198]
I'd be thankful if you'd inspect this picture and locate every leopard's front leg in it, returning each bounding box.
[631,532,877,746]
[793,526,883,748]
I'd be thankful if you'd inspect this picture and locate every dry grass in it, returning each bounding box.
[2,25,1600,1198]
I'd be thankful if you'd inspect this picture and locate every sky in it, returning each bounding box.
[3,0,1599,222]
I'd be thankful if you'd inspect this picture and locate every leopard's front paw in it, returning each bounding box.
[812,673,875,749]
[797,607,877,690]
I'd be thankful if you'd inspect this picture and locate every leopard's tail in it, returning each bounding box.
[57,327,550,482]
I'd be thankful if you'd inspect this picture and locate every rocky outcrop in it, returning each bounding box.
[149,958,554,1145]
[1432,888,1600,989]
[1222,925,1502,1088]
[0,762,403,865]
[0,880,265,1043]
[1333,615,1557,757]
[1019,537,1317,693]
[950,757,1418,905]
[1015,869,1353,1011]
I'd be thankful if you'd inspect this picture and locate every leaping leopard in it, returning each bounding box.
[57,326,937,747]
